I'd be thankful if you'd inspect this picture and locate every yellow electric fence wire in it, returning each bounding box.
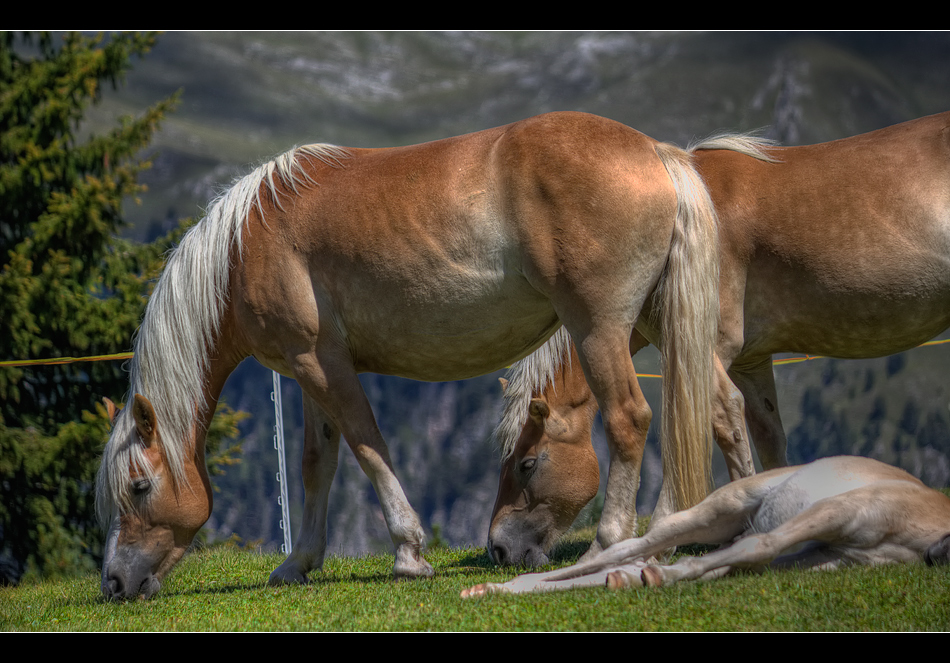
[0,352,134,368]
[4,338,950,375]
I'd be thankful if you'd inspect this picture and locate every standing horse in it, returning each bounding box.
[96,112,722,600]
[488,111,950,567]
[466,456,950,596]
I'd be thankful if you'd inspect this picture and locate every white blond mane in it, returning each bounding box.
[96,143,350,525]
[494,326,573,460]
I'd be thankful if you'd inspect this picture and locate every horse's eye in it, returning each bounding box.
[131,478,151,496]
[520,458,536,475]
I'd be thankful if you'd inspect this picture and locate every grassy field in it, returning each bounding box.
[3,534,949,632]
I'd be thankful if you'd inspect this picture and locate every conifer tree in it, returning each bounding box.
[0,31,243,584]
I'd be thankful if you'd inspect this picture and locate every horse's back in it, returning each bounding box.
[699,112,950,361]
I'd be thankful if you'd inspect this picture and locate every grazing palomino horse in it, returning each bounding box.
[96,112,722,600]
[466,456,950,596]
[488,111,950,567]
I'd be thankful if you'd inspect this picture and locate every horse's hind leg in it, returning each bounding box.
[712,355,756,481]
[269,395,340,585]
[730,359,788,469]
[290,351,433,580]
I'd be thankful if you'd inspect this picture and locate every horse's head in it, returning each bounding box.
[487,377,600,567]
[98,395,213,600]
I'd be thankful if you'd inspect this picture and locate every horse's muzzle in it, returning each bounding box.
[487,535,550,568]
[102,571,161,601]
[100,520,162,601]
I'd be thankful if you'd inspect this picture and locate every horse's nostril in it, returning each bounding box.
[522,546,550,568]
[490,542,510,566]
[104,574,124,600]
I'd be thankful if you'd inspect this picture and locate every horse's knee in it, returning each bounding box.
[712,369,756,479]
[602,390,652,448]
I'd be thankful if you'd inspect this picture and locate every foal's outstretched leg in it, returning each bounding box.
[463,469,790,597]
[293,352,433,580]
[641,494,863,587]
[269,395,340,585]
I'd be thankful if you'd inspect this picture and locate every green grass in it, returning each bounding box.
[3,534,949,631]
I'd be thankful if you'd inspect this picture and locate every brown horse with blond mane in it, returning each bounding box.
[96,111,722,600]
[488,111,950,567]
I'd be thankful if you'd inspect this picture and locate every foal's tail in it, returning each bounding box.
[652,142,719,512]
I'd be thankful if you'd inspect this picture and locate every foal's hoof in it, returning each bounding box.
[460,582,508,598]
[606,569,644,589]
[641,565,664,587]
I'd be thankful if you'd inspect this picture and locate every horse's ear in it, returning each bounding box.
[132,394,158,447]
[498,377,508,393]
[103,397,120,425]
[528,398,550,427]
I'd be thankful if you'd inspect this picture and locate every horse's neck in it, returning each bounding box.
[544,340,591,402]
[197,327,245,430]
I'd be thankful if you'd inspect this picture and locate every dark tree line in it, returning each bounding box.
[0,31,243,584]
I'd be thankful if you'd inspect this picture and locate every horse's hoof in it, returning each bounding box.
[394,546,434,579]
[606,569,643,589]
[641,565,664,587]
[268,566,310,586]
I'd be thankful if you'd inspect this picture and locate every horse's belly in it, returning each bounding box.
[740,252,950,359]
[750,457,903,533]
[349,312,562,380]
[334,275,562,381]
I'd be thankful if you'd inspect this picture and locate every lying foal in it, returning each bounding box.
[463,456,950,596]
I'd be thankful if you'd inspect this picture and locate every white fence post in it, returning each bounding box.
[272,371,293,554]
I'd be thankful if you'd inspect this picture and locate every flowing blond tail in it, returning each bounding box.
[652,142,719,511]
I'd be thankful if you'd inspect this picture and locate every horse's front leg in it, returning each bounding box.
[269,395,340,586]
[575,328,652,560]
[292,351,433,580]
